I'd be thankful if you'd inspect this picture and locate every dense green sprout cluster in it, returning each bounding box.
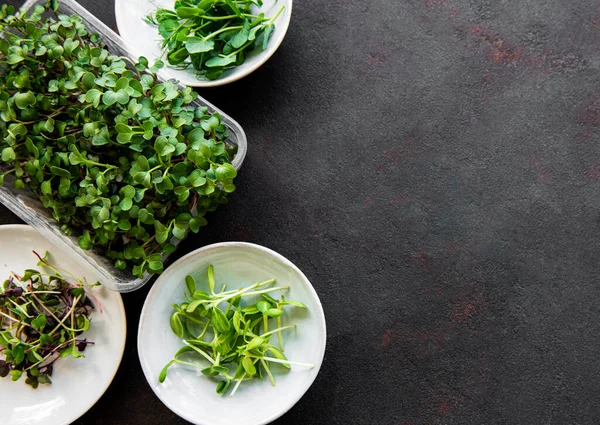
[0,1,238,278]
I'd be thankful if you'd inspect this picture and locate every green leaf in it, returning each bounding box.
[248,25,261,42]
[44,117,54,132]
[205,55,237,68]
[40,180,52,195]
[242,305,259,315]
[185,275,196,295]
[98,206,110,222]
[14,91,36,109]
[78,230,92,249]
[10,369,22,382]
[212,307,230,333]
[115,77,129,91]
[167,47,189,65]
[207,264,215,294]
[102,90,118,106]
[12,345,25,365]
[246,336,264,351]
[85,89,102,107]
[7,53,24,64]
[223,0,242,16]
[149,260,163,271]
[119,197,133,211]
[170,312,184,338]
[176,7,205,18]
[115,123,132,134]
[230,20,250,49]
[201,116,220,132]
[137,155,150,171]
[63,38,80,55]
[189,216,207,232]
[163,243,176,255]
[159,360,175,383]
[116,89,130,104]
[150,59,164,73]
[215,163,237,180]
[14,71,30,89]
[266,308,283,317]
[122,185,136,199]
[281,300,307,308]
[174,346,195,358]
[256,300,271,314]
[82,72,96,90]
[172,222,187,240]
[192,291,210,300]
[31,314,47,332]
[185,37,215,54]
[188,170,206,187]
[130,79,144,96]
[187,128,206,148]
[50,166,71,178]
[216,379,230,394]
[242,356,256,376]
[1,147,16,162]
[267,346,290,369]
[201,365,228,376]
[262,24,274,50]
[154,221,169,244]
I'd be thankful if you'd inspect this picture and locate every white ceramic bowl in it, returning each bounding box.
[138,242,326,425]
[115,0,293,87]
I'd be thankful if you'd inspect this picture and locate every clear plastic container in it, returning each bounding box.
[0,0,247,292]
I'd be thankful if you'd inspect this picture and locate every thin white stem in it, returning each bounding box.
[26,336,78,371]
[7,298,32,318]
[248,355,315,368]
[261,359,276,386]
[209,279,276,307]
[276,316,284,350]
[183,340,216,365]
[0,310,28,325]
[230,372,246,397]
[260,324,296,338]
[22,291,61,295]
[238,287,289,297]
[174,359,204,369]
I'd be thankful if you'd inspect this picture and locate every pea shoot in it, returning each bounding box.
[144,0,284,80]
[0,2,238,278]
[0,251,98,388]
[160,265,314,396]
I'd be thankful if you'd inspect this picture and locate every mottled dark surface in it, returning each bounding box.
[3,0,600,423]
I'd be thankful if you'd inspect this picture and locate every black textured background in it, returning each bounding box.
[3,0,600,424]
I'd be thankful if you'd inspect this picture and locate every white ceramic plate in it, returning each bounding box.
[138,242,326,425]
[114,0,293,87]
[0,225,126,425]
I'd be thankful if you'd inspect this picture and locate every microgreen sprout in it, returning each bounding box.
[0,250,97,388]
[159,265,313,396]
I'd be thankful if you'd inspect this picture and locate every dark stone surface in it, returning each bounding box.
[4,0,600,423]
